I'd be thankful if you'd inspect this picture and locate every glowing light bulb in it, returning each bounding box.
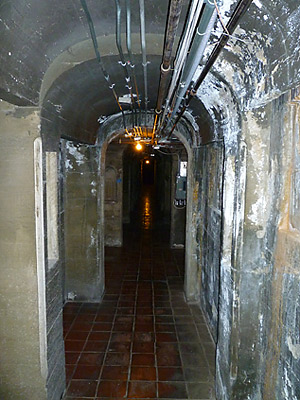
[145,160,150,164]
[136,143,143,151]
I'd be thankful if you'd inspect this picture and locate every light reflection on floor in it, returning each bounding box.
[142,192,152,230]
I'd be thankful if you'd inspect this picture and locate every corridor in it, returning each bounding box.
[63,186,216,399]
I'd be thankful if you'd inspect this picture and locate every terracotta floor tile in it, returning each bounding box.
[113,322,133,331]
[132,341,155,353]
[64,397,91,400]
[177,331,199,342]
[157,367,185,381]
[66,379,97,397]
[156,323,176,333]
[132,353,155,366]
[83,340,108,352]
[187,382,215,399]
[115,315,134,323]
[157,351,182,367]
[116,307,135,315]
[97,380,127,398]
[78,352,105,366]
[156,316,174,324]
[105,352,130,366]
[136,316,154,324]
[130,366,157,381]
[179,343,204,354]
[65,352,81,364]
[135,323,154,332]
[111,332,132,342]
[65,365,75,383]
[66,331,89,341]
[134,332,154,342]
[156,332,178,342]
[180,353,208,369]
[64,340,86,352]
[71,322,92,331]
[108,341,131,353]
[75,314,96,323]
[155,308,173,316]
[158,382,188,398]
[88,332,110,341]
[95,315,114,322]
[128,381,157,398]
[63,198,216,400]
[136,308,154,316]
[92,322,113,331]
[183,366,212,383]
[101,366,129,381]
[73,365,101,380]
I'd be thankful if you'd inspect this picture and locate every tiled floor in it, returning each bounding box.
[63,186,216,399]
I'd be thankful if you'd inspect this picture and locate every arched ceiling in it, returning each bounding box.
[1,0,300,145]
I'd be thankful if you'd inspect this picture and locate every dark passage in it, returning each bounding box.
[63,185,216,399]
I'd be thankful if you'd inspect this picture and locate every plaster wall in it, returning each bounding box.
[0,100,47,399]
[62,141,102,301]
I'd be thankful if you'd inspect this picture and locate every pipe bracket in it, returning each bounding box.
[161,63,171,73]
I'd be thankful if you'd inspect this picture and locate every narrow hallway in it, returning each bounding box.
[63,185,216,399]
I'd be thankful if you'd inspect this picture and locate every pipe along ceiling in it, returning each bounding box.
[2,0,299,147]
[78,0,252,148]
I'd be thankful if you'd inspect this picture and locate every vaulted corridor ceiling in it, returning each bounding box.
[1,0,300,145]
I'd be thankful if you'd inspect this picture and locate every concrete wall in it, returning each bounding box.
[263,95,300,400]
[104,143,124,247]
[170,153,186,248]
[156,153,172,225]
[62,140,102,301]
[44,151,65,400]
[214,92,300,400]
[0,101,47,399]
[196,142,224,341]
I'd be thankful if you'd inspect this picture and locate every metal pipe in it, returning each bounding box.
[167,0,253,138]
[155,0,184,115]
[158,0,204,130]
[115,0,137,126]
[138,0,148,124]
[80,0,127,129]
[125,0,141,119]
[168,1,217,124]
